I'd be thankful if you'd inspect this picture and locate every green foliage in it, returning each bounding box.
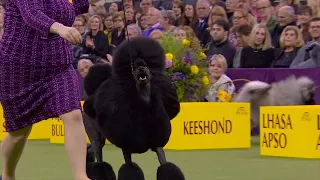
[159,34,209,102]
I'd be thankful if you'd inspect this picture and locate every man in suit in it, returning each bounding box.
[191,0,212,46]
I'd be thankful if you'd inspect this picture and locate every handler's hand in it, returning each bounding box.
[58,26,82,45]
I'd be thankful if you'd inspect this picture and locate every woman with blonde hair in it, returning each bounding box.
[307,0,320,17]
[205,54,235,102]
[272,26,305,68]
[229,9,257,48]
[240,24,274,68]
[174,26,201,50]
[82,15,111,61]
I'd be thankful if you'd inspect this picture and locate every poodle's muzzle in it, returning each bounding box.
[134,66,151,86]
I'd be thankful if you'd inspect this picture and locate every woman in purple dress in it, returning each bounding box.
[0,0,92,179]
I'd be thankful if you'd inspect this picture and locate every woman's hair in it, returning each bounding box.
[113,11,125,21]
[184,4,197,26]
[88,15,104,31]
[231,9,257,31]
[236,24,253,36]
[137,13,147,30]
[297,5,313,16]
[177,25,201,50]
[161,10,176,25]
[75,14,89,27]
[209,54,228,71]
[172,0,185,25]
[208,5,228,27]
[248,24,272,50]
[279,26,305,48]
[127,24,142,35]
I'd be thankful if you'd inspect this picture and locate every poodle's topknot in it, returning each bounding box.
[112,37,165,77]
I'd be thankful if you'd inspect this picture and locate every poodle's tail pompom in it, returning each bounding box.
[83,63,112,96]
[157,162,185,180]
[118,162,145,180]
[86,162,116,180]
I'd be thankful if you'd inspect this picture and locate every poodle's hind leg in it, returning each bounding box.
[83,113,116,180]
[154,147,185,180]
[118,150,145,180]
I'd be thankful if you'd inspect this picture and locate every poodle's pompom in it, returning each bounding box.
[112,37,165,77]
[118,163,145,180]
[157,162,185,180]
[86,162,116,180]
[84,63,112,96]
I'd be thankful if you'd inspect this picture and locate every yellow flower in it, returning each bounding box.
[182,39,190,46]
[200,52,206,59]
[202,76,209,85]
[190,65,199,74]
[166,53,173,61]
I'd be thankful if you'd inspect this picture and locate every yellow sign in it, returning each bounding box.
[260,106,320,159]
[49,117,110,144]
[164,102,251,150]
[0,104,51,141]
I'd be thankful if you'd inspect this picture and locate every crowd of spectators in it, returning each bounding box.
[1,0,320,101]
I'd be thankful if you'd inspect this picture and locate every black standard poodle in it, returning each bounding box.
[82,37,185,180]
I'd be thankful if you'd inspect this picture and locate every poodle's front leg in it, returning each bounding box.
[154,147,185,180]
[118,149,145,180]
[154,147,167,165]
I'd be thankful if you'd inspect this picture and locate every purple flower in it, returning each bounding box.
[170,72,188,81]
[165,60,173,68]
[187,84,200,89]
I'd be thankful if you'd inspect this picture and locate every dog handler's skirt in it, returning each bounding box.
[0,63,81,132]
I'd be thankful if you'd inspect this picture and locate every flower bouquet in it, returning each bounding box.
[159,34,209,102]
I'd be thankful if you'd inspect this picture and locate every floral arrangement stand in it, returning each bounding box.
[159,34,209,102]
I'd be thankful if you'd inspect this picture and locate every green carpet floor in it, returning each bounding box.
[0,140,319,180]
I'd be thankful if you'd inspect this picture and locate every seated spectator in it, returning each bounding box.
[138,13,148,31]
[150,29,164,41]
[111,12,126,46]
[172,0,185,26]
[140,0,153,14]
[307,0,320,17]
[240,24,274,68]
[184,4,197,26]
[125,7,135,24]
[297,5,312,43]
[250,0,261,21]
[233,24,253,68]
[229,9,256,48]
[257,0,277,34]
[290,17,320,68]
[271,6,296,48]
[191,0,211,46]
[103,13,114,44]
[205,54,235,102]
[122,0,134,10]
[272,26,304,68]
[142,7,163,36]
[78,59,94,100]
[160,10,177,34]
[174,26,201,50]
[82,15,111,62]
[208,5,229,26]
[205,20,236,68]
[126,24,142,39]
[225,0,237,23]
[109,2,119,14]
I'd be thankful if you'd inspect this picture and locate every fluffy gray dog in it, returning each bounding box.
[233,75,316,132]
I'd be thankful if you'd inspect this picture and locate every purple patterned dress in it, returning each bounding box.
[0,0,89,132]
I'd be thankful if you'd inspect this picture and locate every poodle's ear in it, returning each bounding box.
[249,85,271,95]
